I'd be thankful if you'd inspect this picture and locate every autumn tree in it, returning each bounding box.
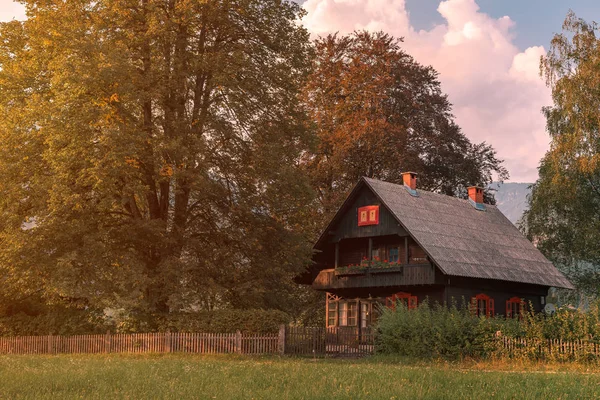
[525,12,600,296]
[303,31,508,227]
[0,0,314,319]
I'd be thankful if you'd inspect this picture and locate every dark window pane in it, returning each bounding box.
[389,248,399,263]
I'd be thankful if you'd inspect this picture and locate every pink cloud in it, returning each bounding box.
[303,0,551,182]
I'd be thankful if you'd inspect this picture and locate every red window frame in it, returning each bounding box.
[386,292,417,310]
[506,297,525,319]
[358,205,380,226]
[470,293,494,317]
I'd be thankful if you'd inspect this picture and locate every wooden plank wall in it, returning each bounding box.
[312,264,436,290]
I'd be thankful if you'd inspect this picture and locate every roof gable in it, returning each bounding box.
[314,181,406,250]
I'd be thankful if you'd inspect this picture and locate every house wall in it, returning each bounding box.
[335,236,430,267]
[326,286,446,327]
[444,277,549,314]
[326,276,549,317]
[328,285,446,306]
[331,186,407,242]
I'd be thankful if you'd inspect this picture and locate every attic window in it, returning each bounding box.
[358,205,379,226]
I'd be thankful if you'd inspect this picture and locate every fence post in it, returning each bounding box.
[236,330,242,354]
[278,325,286,355]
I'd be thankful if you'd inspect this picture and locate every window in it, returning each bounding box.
[361,301,380,328]
[338,302,348,326]
[358,205,379,226]
[385,292,417,310]
[328,300,338,327]
[370,303,380,325]
[361,303,369,328]
[327,294,379,328]
[470,294,494,317]
[336,301,359,327]
[327,293,341,327]
[389,247,399,263]
[347,301,357,326]
[506,297,524,319]
[372,248,380,260]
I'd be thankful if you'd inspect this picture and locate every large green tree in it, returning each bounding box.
[302,31,508,225]
[525,12,600,296]
[0,0,314,317]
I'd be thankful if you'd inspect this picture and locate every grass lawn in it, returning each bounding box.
[0,354,599,399]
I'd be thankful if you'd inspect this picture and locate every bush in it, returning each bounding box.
[114,309,292,334]
[0,309,109,336]
[376,300,520,360]
[0,307,292,336]
[376,300,600,362]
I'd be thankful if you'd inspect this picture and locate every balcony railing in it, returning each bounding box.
[312,264,436,290]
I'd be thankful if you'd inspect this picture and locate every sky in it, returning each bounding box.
[1,0,600,182]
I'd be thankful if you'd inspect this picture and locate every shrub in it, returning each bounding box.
[376,300,600,362]
[378,300,483,359]
[0,309,109,336]
[114,309,292,334]
[0,307,292,336]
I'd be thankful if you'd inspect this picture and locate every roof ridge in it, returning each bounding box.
[363,176,499,209]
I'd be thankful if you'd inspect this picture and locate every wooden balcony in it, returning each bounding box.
[312,264,436,290]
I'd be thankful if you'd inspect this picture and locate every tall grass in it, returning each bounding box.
[0,354,599,399]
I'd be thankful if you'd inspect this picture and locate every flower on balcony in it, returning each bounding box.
[339,258,402,271]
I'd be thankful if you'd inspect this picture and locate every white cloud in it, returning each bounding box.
[0,0,26,22]
[302,0,551,182]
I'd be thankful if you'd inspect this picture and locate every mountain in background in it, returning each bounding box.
[489,182,532,225]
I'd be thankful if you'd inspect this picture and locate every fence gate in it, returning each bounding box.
[284,326,374,356]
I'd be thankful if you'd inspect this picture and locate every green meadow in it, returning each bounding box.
[0,354,598,399]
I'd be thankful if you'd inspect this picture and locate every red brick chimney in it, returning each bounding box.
[468,186,484,204]
[402,172,417,191]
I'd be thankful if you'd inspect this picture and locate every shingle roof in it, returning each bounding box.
[362,177,573,289]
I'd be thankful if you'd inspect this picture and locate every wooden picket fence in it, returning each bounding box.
[284,326,375,356]
[0,331,281,356]
[0,326,376,357]
[499,336,600,360]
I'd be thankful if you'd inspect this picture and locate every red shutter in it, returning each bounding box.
[489,299,495,317]
[408,296,418,310]
[386,296,394,310]
[519,299,525,320]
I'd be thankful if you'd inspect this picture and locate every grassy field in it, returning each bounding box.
[0,354,599,399]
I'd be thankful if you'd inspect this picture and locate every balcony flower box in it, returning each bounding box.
[334,265,367,276]
[370,264,404,274]
[334,258,403,276]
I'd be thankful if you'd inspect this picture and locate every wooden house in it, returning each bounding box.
[304,173,573,328]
